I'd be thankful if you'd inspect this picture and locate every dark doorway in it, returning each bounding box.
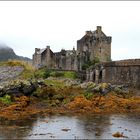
[99,70,102,83]
[93,72,95,82]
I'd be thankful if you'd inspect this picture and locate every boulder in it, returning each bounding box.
[0,79,46,97]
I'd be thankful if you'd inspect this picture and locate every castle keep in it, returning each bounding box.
[33,26,112,71]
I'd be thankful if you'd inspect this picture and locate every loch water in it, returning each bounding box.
[0,114,140,139]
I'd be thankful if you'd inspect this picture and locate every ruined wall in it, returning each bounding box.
[54,49,78,71]
[33,47,55,69]
[41,49,47,66]
[86,59,140,88]
[103,60,140,88]
[104,65,140,87]
[46,47,55,68]
[32,48,42,68]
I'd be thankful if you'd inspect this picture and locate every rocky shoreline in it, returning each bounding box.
[0,64,140,121]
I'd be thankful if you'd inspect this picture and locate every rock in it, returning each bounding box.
[113,85,129,94]
[112,132,128,138]
[0,66,24,85]
[95,132,100,136]
[92,85,101,92]
[61,128,71,132]
[0,79,45,97]
[53,94,64,101]
[80,82,96,89]
[80,81,130,96]
[64,79,81,87]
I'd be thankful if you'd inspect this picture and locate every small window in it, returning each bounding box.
[99,47,101,53]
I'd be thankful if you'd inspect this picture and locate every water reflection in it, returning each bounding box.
[0,116,38,139]
[0,114,140,139]
[76,114,111,139]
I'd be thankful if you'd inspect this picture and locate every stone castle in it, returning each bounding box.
[32,26,140,88]
[33,26,112,71]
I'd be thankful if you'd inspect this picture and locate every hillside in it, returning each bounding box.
[0,44,31,61]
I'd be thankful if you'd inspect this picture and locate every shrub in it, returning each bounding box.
[84,92,94,100]
[0,95,11,105]
[82,57,100,70]
[82,63,89,70]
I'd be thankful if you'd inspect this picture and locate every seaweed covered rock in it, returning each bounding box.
[0,79,46,97]
[80,82,96,89]
[80,82,130,96]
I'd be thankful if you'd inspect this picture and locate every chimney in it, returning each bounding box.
[46,46,50,50]
[85,31,92,36]
[97,26,102,32]
[35,48,40,53]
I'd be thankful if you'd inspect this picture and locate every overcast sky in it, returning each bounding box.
[0,1,140,60]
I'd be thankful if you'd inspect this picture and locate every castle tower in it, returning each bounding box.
[77,26,112,70]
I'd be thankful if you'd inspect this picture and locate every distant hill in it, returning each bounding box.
[0,44,31,62]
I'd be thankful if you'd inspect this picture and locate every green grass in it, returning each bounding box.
[34,67,78,80]
[0,61,78,80]
[45,79,66,88]
[0,62,7,66]
[34,68,52,79]
[49,71,78,79]
[50,71,64,77]
[63,71,78,79]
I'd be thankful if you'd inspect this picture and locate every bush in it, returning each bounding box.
[84,92,94,100]
[82,63,90,70]
[82,57,100,70]
[0,95,11,105]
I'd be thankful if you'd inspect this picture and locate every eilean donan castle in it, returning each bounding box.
[33,26,112,71]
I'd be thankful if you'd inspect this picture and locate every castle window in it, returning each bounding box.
[99,47,101,53]
[86,43,89,47]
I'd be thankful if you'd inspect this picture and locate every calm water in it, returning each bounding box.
[0,114,140,139]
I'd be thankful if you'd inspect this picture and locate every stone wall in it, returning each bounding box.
[86,59,140,88]
[54,49,78,71]
[32,53,41,68]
